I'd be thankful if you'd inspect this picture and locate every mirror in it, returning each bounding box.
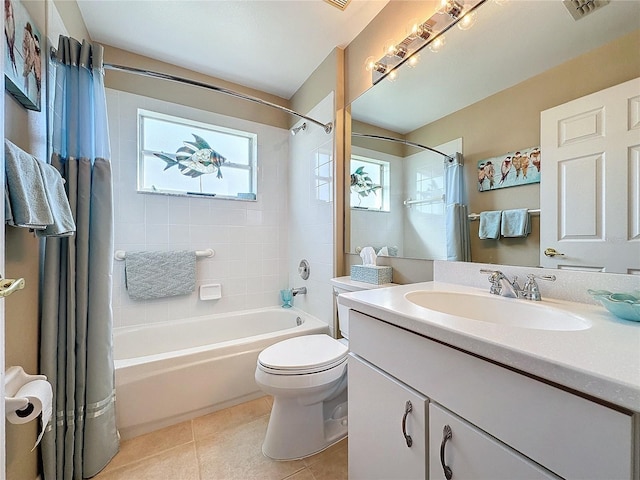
[348,0,640,268]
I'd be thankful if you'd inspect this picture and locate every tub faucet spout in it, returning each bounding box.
[291,287,307,296]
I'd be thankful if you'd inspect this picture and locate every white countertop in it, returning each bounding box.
[339,281,640,412]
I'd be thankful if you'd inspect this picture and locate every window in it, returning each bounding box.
[350,155,389,211]
[138,109,257,200]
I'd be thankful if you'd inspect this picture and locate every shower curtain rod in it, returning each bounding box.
[49,48,333,134]
[105,64,333,134]
[352,133,456,163]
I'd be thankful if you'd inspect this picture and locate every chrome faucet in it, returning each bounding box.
[480,269,556,301]
[291,286,307,296]
[480,269,521,298]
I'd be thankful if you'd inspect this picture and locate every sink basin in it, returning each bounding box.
[404,291,591,331]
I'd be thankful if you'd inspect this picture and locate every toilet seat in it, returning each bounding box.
[257,334,348,375]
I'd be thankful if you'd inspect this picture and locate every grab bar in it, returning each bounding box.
[114,248,215,260]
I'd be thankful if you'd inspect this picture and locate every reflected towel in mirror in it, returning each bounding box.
[501,209,531,237]
[478,210,501,239]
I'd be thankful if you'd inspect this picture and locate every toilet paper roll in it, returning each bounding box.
[6,379,53,450]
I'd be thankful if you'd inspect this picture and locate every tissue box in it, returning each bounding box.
[350,265,393,285]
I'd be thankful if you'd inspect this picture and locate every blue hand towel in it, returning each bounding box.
[34,162,76,237]
[125,250,197,300]
[501,209,531,237]
[4,140,53,229]
[478,210,501,239]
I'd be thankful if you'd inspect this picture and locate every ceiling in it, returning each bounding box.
[351,0,640,134]
[76,0,389,99]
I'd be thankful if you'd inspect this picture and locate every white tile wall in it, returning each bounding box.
[107,89,290,328]
[287,93,336,330]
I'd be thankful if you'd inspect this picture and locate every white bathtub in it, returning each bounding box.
[114,307,329,439]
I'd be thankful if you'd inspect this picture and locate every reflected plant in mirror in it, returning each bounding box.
[350,162,382,208]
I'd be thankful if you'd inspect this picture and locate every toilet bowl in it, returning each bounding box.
[255,276,394,460]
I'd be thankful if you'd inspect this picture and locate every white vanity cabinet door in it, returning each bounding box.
[429,403,561,480]
[348,354,428,480]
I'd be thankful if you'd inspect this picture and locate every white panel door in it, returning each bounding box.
[540,77,640,274]
[348,354,428,480]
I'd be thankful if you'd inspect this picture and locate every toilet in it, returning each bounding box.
[255,276,393,460]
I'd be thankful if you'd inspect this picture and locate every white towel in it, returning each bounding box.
[125,250,196,300]
[4,140,53,229]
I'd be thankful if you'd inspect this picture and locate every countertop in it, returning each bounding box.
[338,281,640,412]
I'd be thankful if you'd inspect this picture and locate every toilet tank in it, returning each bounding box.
[330,276,396,339]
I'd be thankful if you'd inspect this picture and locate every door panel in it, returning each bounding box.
[541,77,640,273]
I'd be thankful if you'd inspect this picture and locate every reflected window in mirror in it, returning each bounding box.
[350,155,389,211]
[414,166,445,215]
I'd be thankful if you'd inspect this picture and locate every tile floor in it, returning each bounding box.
[94,397,348,480]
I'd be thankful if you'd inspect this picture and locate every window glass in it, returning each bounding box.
[350,156,389,211]
[138,110,257,199]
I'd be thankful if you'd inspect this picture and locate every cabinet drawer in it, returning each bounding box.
[430,403,560,479]
[350,311,634,480]
[349,354,428,480]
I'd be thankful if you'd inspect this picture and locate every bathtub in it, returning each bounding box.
[114,307,329,439]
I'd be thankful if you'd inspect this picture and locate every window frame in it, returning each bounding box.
[350,154,390,212]
[137,109,258,200]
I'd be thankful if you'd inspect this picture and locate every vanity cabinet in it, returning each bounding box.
[429,403,559,479]
[349,310,636,480]
[349,354,428,480]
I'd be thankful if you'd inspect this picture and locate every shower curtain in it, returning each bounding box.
[39,36,119,479]
[445,154,471,262]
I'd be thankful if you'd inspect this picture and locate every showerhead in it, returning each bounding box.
[291,123,307,136]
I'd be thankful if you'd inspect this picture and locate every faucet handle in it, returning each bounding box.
[480,269,503,295]
[521,273,556,301]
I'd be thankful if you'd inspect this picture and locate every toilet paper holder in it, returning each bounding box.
[4,366,47,416]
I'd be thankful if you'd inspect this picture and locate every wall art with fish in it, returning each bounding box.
[4,0,41,111]
[477,146,540,192]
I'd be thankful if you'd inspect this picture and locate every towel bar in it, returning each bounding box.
[468,209,540,221]
[114,249,214,260]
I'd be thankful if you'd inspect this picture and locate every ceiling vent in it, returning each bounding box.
[324,0,350,11]
[562,0,610,20]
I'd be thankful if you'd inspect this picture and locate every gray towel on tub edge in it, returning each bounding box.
[125,250,196,300]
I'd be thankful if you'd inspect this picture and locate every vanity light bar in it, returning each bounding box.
[371,0,487,85]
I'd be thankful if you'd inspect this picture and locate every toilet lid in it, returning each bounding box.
[258,334,348,373]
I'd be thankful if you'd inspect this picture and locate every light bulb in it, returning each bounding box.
[406,18,421,39]
[383,39,396,57]
[383,40,408,59]
[364,56,387,74]
[437,0,463,19]
[457,11,477,30]
[406,54,420,68]
[428,36,446,53]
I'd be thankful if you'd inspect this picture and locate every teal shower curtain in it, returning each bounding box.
[445,154,471,262]
[39,36,119,479]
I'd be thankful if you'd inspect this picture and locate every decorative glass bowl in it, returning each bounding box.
[588,290,640,322]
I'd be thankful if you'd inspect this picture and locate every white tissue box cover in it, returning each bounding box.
[350,265,393,285]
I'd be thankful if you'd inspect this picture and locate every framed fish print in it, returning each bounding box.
[4,0,42,111]
[477,146,541,192]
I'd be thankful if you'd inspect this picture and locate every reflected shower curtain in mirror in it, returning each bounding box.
[40,36,119,479]
[445,155,471,261]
